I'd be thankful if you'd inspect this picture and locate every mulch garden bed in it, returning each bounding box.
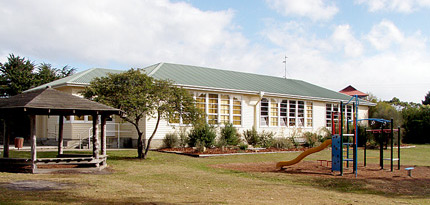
[210,161,430,196]
[158,147,308,157]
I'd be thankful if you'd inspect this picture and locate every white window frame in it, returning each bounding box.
[169,92,242,127]
[260,98,269,127]
[259,98,313,128]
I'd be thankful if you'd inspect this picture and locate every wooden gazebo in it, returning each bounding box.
[0,87,121,173]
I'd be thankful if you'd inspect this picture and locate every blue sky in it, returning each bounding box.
[1,0,429,103]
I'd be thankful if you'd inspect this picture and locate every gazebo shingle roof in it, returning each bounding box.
[0,87,121,116]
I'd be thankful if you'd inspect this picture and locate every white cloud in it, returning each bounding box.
[331,25,363,57]
[366,20,404,50]
[356,0,430,13]
[1,0,429,103]
[0,0,266,73]
[265,0,338,21]
[261,20,430,103]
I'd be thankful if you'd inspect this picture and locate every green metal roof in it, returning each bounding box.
[150,63,363,103]
[28,68,124,91]
[27,63,372,104]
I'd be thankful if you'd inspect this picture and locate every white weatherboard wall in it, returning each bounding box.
[313,101,327,129]
[36,86,370,149]
[143,91,373,148]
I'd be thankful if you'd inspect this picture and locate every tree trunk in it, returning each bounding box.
[137,131,144,159]
[143,111,161,159]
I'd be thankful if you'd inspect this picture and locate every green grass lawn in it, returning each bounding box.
[0,145,429,204]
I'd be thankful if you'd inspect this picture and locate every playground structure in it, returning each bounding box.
[364,124,401,172]
[277,95,402,177]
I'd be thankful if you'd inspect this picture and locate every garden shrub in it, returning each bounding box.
[272,137,294,149]
[316,127,331,142]
[243,128,276,148]
[195,140,206,152]
[258,131,275,148]
[303,132,321,148]
[220,123,241,146]
[215,137,227,148]
[290,129,302,148]
[238,142,248,150]
[178,127,188,148]
[243,127,259,146]
[188,123,216,147]
[163,133,178,148]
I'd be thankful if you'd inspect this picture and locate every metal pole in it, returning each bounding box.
[380,125,384,169]
[364,128,367,167]
[340,102,344,176]
[353,101,357,175]
[390,119,394,172]
[398,126,401,170]
[283,56,288,79]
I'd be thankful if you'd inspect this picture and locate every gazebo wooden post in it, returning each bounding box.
[29,115,37,173]
[92,114,99,166]
[58,115,64,155]
[3,119,10,158]
[100,114,107,166]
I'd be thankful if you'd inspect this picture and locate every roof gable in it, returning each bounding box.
[339,85,368,97]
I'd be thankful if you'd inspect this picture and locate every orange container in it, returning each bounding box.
[14,137,24,150]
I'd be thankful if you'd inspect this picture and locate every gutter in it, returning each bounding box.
[177,84,376,106]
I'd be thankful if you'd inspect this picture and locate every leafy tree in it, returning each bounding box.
[369,101,402,128]
[0,54,36,97]
[36,63,76,85]
[423,91,430,105]
[0,54,75,97]
[402,105,430,143]
[366,92,378,103]
[82,69,202,159]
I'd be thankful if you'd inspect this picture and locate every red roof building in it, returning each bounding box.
[339,85,368,98]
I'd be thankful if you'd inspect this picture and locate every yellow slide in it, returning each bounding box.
[276,139,332,169]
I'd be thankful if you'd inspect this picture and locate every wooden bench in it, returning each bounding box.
[405,167,414,177]
[35,155,107,166]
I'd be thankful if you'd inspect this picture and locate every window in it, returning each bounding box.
[326,103,339,127]
[280,100,288,126]
[196,93,206,111]
[260,99,313,128]
[289,100,296,126]
[220,95,230,124]
[208,94,218,124]
[74,115,85,121]
[232,97,241,126]
[65,115,94,123]
[346,105,353,121]
[172,92,242,126]
[306,102,313,127]
[260,98,269,126]
[270,99,278,126]
[297,101,305,127]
